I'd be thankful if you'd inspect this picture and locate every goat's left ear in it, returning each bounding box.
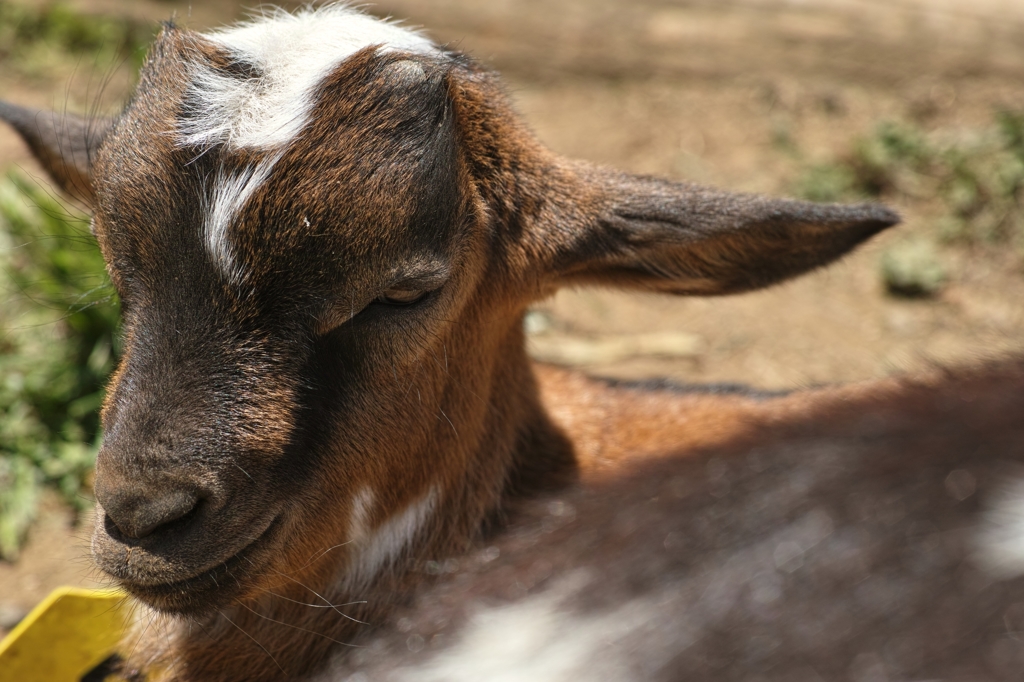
[540,166,899,295]
[0,102,112,206]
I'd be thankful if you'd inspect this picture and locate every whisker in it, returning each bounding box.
[124,603,157,669]
[232,462,256,483]
[438,407,458,436]
[291,540,353,573]
[262,590,366,610]
[236,601,362,648]
[218,609,287,676]
[266,567,368,625]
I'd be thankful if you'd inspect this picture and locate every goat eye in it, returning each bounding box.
[376,288,429,306]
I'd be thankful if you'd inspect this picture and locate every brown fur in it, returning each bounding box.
[0,16,910,682]
[330,360,1024,681]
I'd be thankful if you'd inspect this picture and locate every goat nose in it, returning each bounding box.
[98,486,200,540]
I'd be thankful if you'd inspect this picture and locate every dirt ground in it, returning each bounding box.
[2,0,1024,634]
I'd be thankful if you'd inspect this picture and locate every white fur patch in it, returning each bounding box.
[204,154,280,282]
[182,5,436,280]
[974,474,1024,579]
[180,4,436,151]
[347,487,376,541]
[343,486,438,590]
[392,572,686,682]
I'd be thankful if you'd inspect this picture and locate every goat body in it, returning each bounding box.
[3,5,1019,682]
[328,362,1024,682]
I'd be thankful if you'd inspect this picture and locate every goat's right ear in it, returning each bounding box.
[536,166,899,296]
[0,102,112,206]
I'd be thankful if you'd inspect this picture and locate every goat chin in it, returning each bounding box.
[3,5,1021,682]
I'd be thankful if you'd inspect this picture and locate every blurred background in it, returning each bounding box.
[1,0,1024,637]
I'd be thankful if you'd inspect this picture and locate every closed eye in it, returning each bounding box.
[318,268,448,334]
[376,288,430,306]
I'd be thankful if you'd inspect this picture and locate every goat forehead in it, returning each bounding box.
[98,137,454,308]
[96,15,459,303]
[180,5,437,151]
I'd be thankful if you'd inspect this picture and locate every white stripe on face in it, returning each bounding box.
[180,5,436,151]
[183,5,436,280]
[203,153,280,283]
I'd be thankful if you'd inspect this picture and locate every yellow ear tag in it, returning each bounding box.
[0,586,130,682]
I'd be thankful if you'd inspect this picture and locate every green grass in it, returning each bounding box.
[796,115,1024,252]
[795,113,1024,296]
[0,174,119,560]
[0,0,152,80]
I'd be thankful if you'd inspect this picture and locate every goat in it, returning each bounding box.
[4,5,1017,681]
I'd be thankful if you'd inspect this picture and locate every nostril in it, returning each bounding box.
[101,488,201,540]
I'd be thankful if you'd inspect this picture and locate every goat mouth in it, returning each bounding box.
[121,515,284,614]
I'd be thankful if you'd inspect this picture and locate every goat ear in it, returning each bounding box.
[543,168,899,295]
[0,102,112,206]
